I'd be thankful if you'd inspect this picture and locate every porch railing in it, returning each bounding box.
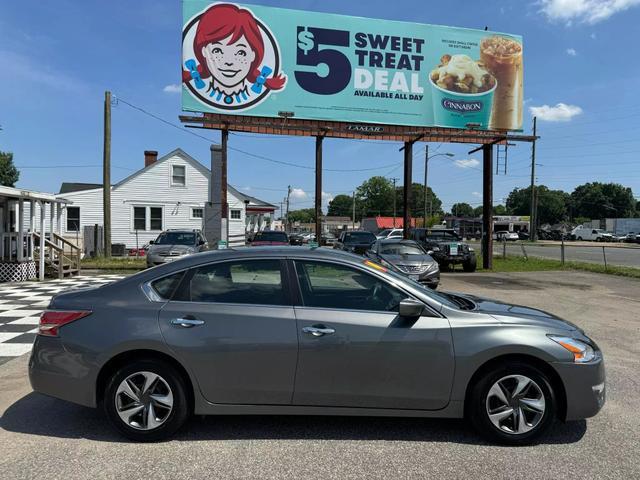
[33,232,81,279]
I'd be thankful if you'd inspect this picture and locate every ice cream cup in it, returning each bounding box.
[430,77,497,129]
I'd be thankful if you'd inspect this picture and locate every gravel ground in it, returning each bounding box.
[0,270,638,479]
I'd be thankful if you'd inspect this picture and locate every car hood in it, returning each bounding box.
[459,293,579,332]
[148,244,195,254]
[380,253,435,266]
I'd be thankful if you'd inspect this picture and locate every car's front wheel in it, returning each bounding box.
[103,359,190,442]
[468,362,556,445]
[463,256,477,272]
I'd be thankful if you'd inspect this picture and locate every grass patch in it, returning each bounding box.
[81,256,146,270]
[477,255,640,279]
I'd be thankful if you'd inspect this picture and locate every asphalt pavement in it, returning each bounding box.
[0,270,639,479]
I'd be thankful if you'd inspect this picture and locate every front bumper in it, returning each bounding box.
[29,335,97,408]
[417,270,440,287]
[553,355,606,421]
[146,253,187,267]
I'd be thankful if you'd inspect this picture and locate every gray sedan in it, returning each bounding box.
[29,247,605,444]
[366,238,440,288]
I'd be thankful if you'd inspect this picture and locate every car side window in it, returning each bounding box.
[151,271,185,300]
[188,259,287,306]
[294,261,405,312]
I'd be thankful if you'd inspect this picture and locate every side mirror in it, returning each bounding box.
[198,239,205,245]
[427,250,434,255]
[148,240,154,245]
[399,298,425,318]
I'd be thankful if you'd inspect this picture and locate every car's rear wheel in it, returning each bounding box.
[463,256,477,272]
[103,359,189,442]
[469,362,556,445]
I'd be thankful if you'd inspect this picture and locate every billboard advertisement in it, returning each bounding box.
[182,2,524,130]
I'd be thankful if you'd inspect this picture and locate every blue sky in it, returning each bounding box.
[2,0,640,213]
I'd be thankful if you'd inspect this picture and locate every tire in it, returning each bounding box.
[595,237,602,242]
[103,359,190,442]
[463,256,477,272]
[468,362,556,445]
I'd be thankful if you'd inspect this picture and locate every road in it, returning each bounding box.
[1,271,639,479]
[471,241,640,268]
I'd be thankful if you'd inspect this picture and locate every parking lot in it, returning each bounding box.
[0,270,638,479]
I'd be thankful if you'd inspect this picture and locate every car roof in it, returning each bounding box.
[377,238,418,245]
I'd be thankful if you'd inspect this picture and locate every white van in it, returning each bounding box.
[571,226,613,242]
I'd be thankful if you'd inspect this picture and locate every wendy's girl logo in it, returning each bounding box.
[182,3,287,111]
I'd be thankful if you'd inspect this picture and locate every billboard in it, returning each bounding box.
[182,2,523,131]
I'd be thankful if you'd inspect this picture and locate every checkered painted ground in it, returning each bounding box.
[0,274,128,366]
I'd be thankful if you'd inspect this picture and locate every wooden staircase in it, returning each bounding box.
[33,232,81,279]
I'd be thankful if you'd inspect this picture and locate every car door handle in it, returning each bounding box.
[171,317,205,328]
[302,325,335,337]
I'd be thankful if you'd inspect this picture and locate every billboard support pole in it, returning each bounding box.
[529,116,537,241]
[482,144,493,269]
[102,91,111,259]
[402,142,413,240]
[315,135,324,242]
[221,128,229,245]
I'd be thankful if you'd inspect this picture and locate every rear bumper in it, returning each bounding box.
[29,335,97,408]
[553,355,606,421]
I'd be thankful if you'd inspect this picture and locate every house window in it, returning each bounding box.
[191,207,203,219]
[133,207,146,230]
[171,165,186,186]
[132,206,163,231]
[150,207,163,230]
[66,206,80,232]
[230,209,242,220]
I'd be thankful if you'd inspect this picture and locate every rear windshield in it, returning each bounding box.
[344,231,376,243]
[155,232,196,245]
[253,231,288,242]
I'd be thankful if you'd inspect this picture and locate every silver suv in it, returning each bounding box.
[146,229,208,267]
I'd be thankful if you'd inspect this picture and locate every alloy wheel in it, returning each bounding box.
[115,371,174,431]
[485,374,546,435]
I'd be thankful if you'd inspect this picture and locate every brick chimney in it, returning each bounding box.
[144,150,158,167]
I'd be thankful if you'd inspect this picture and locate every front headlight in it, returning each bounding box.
[468,247,474,252]
[432,246,440,252]
[548,335,596,363]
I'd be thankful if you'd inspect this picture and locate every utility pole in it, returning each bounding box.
[285,185,291,233]
[423,144,428,227]
[352,191,356,230]
[529,116,537,241]
[102,91,111,258]
[391,177,398,227]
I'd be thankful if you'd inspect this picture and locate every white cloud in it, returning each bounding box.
[540,0,640,25]
[290,188,308,200]
[590,32,597,39]
[529,103,583,121]
[454,158,480,169]
[163,83,181,93]
[321,191,333,202]
[566,48,577,56]
[471,191,482,199]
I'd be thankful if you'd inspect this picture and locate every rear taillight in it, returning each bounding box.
[39,310,92,337]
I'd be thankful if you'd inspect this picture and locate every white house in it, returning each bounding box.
[24,148,277,251]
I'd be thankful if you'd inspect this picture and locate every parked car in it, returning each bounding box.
[289,233,304,246]
[376,228,403,240]
[494,231,519,242]
[518,231,530,241]
[410,228,477,272]
[322,232,337,246]
[334,230,377,254]
[366,238,439,288]
[249,230,289,246]
[146,229,207,268]
[622,232,640,244]
[570,226,614,242]
[30,247,605,444]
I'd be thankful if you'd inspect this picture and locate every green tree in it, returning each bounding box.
[570,182,636,219]
[450,202,474,217]
[356,176,394,217]
[493,204,507,215]
[394,183,443,218]
[287,208,316,223]
[0,151,19,187]
[472,205,484,217]
[327,194,354,218]
[506,185,570,225]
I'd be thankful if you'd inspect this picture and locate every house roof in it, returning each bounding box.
[59,182,103,194]
[0,185,70,204]
[229,185,277,210]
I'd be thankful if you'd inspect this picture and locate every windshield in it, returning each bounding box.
[154,232,196,245]
[426,230,460,241]
[377,229,392,237]
[253,231,288,242]
[362,260,461,309]
[344,231,376,243]
[380,244,425,255]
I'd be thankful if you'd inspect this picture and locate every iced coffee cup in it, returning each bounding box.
[480,36,523,131]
